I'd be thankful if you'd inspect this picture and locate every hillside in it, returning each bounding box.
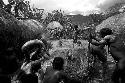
[103,3,125,16]
[66,14,93,27]
[96,12,125,43]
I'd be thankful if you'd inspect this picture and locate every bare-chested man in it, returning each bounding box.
[39,57,81,83]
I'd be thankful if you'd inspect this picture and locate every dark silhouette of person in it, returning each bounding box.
[0,47,19,83]
[39,57,81,83]
[73,25,79,43]
[89,28,125,83]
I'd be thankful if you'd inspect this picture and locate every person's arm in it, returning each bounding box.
[92,36,101,42]
[38,68,45,82]
[90,35,110,46]
[89,38,107,46]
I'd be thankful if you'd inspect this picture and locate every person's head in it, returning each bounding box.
[52,57,64,70]
[99,28,113,38]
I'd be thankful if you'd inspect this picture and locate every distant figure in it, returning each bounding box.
[39,57,81,83]
[89,28,125,83]
[89,33,108,79]
[73,25,79,43]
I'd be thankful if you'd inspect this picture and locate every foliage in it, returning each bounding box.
[0,0,5,8]
[42,10,72,27]
[0,8,45,60]
[89,13,105,25]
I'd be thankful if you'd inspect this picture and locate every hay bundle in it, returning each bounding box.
[0,8,45,51]
[46,21,63,30]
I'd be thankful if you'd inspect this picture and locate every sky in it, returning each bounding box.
[3,0,125,15]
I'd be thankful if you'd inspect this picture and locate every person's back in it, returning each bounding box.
[105,35,125,61]
[42,68,66,83]
[40,57,70,83]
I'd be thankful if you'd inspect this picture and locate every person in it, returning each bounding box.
[89,28,125,83]
[73,25,79,43]
[0,47,19,83]
[39,57,81,83]
[12,39,49,83]
[89,31,108,80]
[19,58,45,83]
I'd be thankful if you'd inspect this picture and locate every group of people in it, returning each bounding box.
[11,27,125,83]
[11,38,81,83]
[0,22,125,83]
[17,27,125,83]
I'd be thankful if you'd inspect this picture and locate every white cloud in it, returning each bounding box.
[29,0,99,11]
[3,0,125,15]
[97,0,125,11]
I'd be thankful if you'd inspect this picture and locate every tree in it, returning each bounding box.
[42,10,72,27]
[89,13,105,25]
[0,0,5,8]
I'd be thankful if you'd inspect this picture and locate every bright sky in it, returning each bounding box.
[3,0,125,15]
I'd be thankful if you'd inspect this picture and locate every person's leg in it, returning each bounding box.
[90,45,108,80]
[118,58,125,83]
[111,64,121,83]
